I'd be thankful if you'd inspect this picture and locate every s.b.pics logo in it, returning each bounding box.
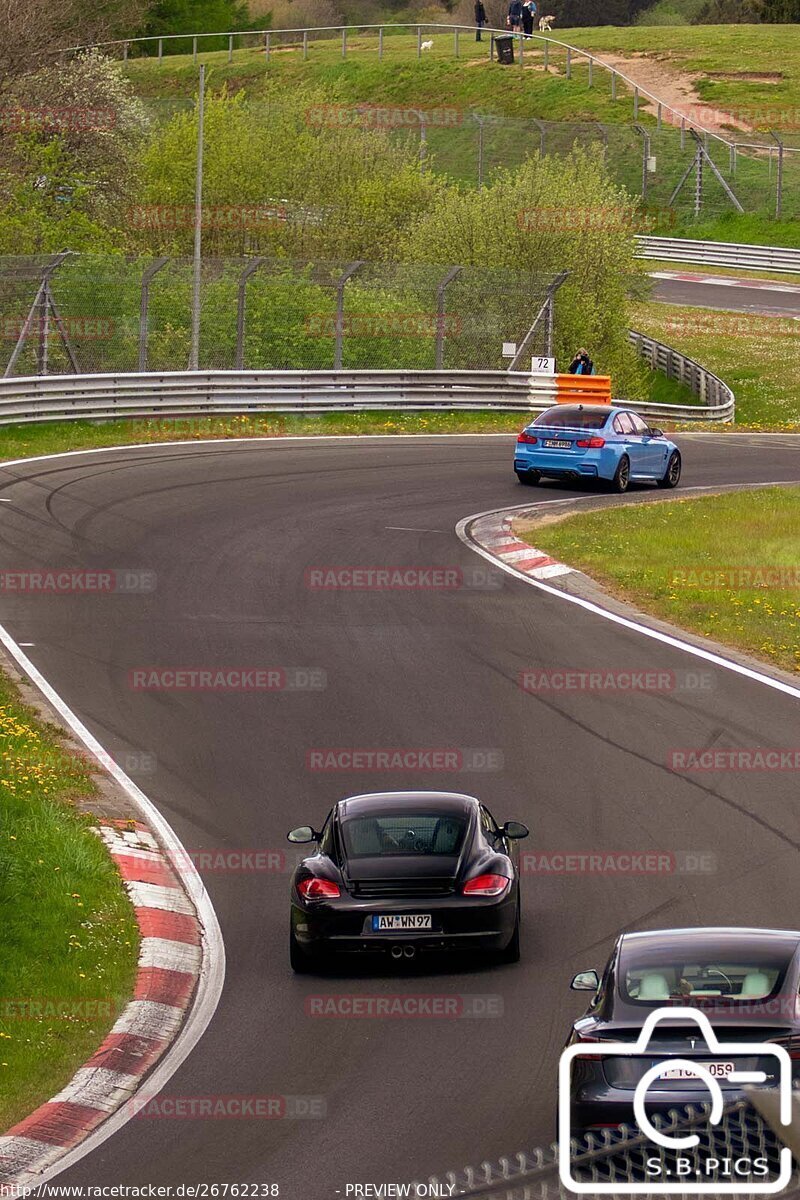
[558,1008,793,1194]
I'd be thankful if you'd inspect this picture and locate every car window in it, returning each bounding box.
[479,805,499,840]
[532,406,608,430]
[341,814,466,857]
[628,412,650,436]
[619,942,791,1005]
[614,412,635,435]
[319,812,336,858]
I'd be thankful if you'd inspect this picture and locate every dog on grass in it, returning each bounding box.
[538,14,555,29]
[421,39,434,50]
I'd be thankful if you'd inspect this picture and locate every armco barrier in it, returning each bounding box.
[628,328,735,421]
[556,375,611,404]
[637,236,800,274]
[0,366,731,425]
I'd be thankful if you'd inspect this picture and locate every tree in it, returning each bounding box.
[0,0,143,90]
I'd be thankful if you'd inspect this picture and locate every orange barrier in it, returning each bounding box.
[554,374,612,405]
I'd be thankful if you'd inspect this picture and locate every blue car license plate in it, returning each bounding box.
[543,439,571,449]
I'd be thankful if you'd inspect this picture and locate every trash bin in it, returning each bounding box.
[493,34,515,64]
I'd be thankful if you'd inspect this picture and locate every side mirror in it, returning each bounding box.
[287,826,318,844]
[648,427,664,438]
[501,820,529,840]
[571,969,600,992]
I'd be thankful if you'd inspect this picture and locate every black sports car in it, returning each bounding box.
[565,926,800,1137]
[287,790,529,971]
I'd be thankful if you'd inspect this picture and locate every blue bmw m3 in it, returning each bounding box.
[514,404,681,493]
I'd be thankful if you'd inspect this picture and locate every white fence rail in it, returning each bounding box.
[637,236,800,274]
[0,359,733,426]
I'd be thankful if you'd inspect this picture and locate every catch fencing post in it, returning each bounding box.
[139,258,170,372]
[189,64,205,371]
[588,56,593,86]
[334,262,364,370]
[543,39,548,70]
[634,123,650,200]
[235,258,267,370]
[378,26,383,58]
[454,27,459,57]
[158,38,163,63]
[633,87,638,119]
[417,26,422,58]
[265,32,270,62]
[192,36,197,64]
[342,28,347,58]
[770,131,784,219]
[565,46,570,77]
[435,267,462,370]
[303,30,308,59]
[228,34,233,63]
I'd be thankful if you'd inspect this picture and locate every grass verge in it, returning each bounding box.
[0,674,139,1131]
[523,486,800,674]
[633,300,800,428]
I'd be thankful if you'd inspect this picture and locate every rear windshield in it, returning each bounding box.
[619,942,792,1005]
[341,814,466,858]
[533,406,609,430]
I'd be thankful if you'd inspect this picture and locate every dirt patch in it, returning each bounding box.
[589,50,755,134]
[706,71,784,82]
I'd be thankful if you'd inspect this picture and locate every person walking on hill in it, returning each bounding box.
[475,0,487,39]
[508,0,523,31]
[521,0,536,37]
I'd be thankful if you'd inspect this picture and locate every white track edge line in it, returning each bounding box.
[0,626,226,1184]
[456,492,800,705]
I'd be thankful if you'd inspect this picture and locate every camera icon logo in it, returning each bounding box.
[558,1007,793,1194]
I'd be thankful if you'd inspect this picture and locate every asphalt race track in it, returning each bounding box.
[650,274,800,317]
[1,434,799,1197]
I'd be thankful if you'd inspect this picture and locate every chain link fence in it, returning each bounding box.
[0,255,564,376]
[414,1098,800,1199]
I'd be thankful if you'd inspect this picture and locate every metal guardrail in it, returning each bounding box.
[637,236,800,274]
[628,328,735,422]
[0,357,733,426]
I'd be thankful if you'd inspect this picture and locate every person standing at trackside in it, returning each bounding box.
[475,0,487,39]
[507,0,524,31]
[568,348,595,374]
[521,0,536,37]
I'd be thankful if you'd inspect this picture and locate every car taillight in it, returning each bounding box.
[517,430,538,444]
[575,437,605,448]
[297,878,340,900]
[462,873,510,896]
[573,1034,605,1061]
[771,1037,800,1060]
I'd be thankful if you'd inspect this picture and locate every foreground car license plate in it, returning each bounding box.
[372,914,432,932]
[543,439,571,449]
[661,1061,735,1080]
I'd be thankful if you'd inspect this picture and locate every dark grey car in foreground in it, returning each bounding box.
[566,927,800,1135]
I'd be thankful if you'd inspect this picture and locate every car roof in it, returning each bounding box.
[620,927,800,950]
[337,791,478,819]
[536,404,622,419]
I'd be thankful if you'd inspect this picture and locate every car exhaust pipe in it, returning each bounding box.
[390,945,404,959]
[403,945,416,959]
